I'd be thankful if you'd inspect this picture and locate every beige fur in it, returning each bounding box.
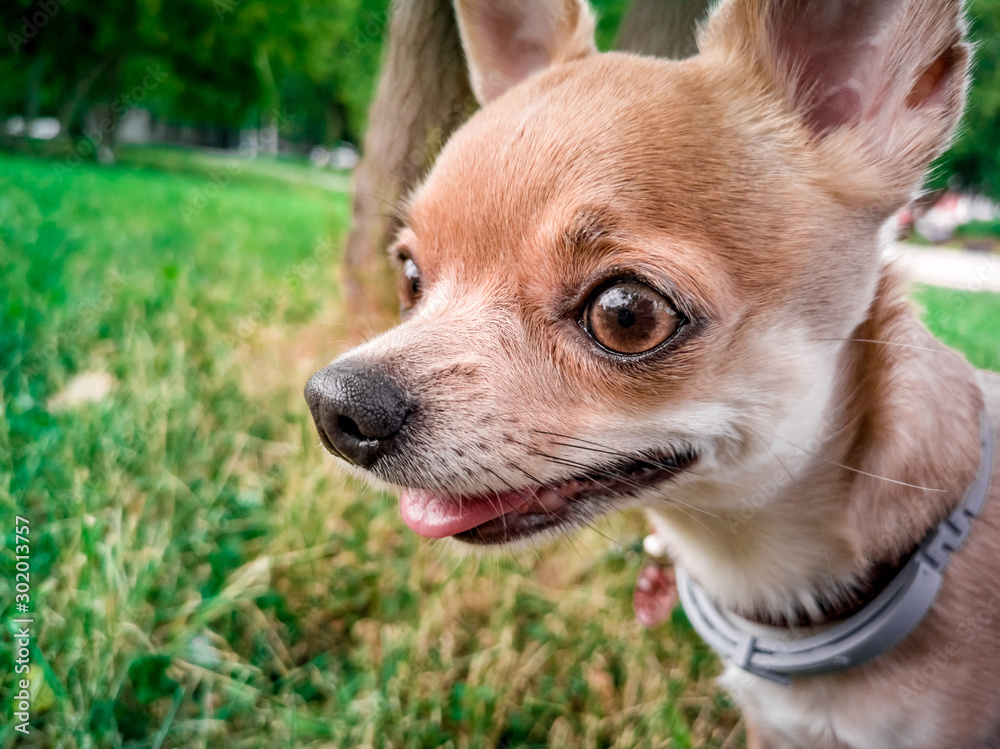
[308,0,1000,745]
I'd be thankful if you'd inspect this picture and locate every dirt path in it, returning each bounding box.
[888,244,1000,293]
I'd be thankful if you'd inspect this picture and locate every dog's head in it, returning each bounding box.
[306,0,969,551]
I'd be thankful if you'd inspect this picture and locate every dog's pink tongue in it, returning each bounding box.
[400,487,537,538]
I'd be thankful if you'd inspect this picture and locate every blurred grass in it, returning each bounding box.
[915,284,1000,372]
[114,145,353,195]
[0,148,998,749]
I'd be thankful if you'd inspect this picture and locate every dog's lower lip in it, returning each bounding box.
[400,449,697,545]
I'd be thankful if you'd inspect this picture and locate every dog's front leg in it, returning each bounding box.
[744,714,812,749]
[745,714,855,749]
[745,715,777,749]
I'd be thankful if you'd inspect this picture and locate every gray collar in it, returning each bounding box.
[676,410,994,686]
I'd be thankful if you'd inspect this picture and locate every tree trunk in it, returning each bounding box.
[615,0,713,59]
[255,48,281,155]
[24,53,44,125]
[83,60,122,154]
[56,59,108,143]
[341,0,712,336]
[341,0,476,336]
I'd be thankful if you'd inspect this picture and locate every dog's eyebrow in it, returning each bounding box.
[562,208,618,254]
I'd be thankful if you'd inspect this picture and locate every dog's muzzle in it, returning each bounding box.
[304,362,412,468]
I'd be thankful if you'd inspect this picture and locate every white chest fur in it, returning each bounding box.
[720,665,943,749]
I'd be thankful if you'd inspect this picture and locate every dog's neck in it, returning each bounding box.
[647,268,985,625]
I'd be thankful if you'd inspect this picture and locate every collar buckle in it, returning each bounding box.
[920,513,969,572]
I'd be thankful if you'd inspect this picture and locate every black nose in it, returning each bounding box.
[304,362,412,468]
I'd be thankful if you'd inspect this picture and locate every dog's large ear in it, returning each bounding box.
[702,0,970,205]
[454,0,597,105]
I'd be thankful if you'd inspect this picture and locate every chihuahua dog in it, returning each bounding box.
[306,0,1000,745]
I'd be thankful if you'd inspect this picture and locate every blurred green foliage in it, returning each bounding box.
[2,0,1000,198]
[932,0,1000,197]
[0,0,391,146]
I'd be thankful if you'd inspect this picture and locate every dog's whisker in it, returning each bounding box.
[545,439,648,461]
[531,429,700,473]
[342,276,382,341]
[530,429,637,456]
[522,447,604,475]
[515,440,693,500]
[619,495,713,534]
[520,448,661,497]
[480,465,547,531]
[772,451,835,580]
[779,437,946,492]
[652,493,720,520]
[544,438,708,481]
[512,465,622,547]
[506,441,722,521]
[318,320,374,344]
[814,337,945,354]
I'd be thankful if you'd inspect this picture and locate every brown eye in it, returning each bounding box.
[585,282,681,354]
[398,256,422,310]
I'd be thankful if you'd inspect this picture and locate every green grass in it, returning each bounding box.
[915,285,1000,372]
[1,148,999,749]
[114,145,353,195]
[953,219,1000,243]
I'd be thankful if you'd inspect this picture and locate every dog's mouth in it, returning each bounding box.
[399,449,697,545]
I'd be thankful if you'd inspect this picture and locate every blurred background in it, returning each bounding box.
[1,1,999,748]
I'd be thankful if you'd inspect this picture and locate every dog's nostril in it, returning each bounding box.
[337,414,367,441]
[304,361,412,468]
